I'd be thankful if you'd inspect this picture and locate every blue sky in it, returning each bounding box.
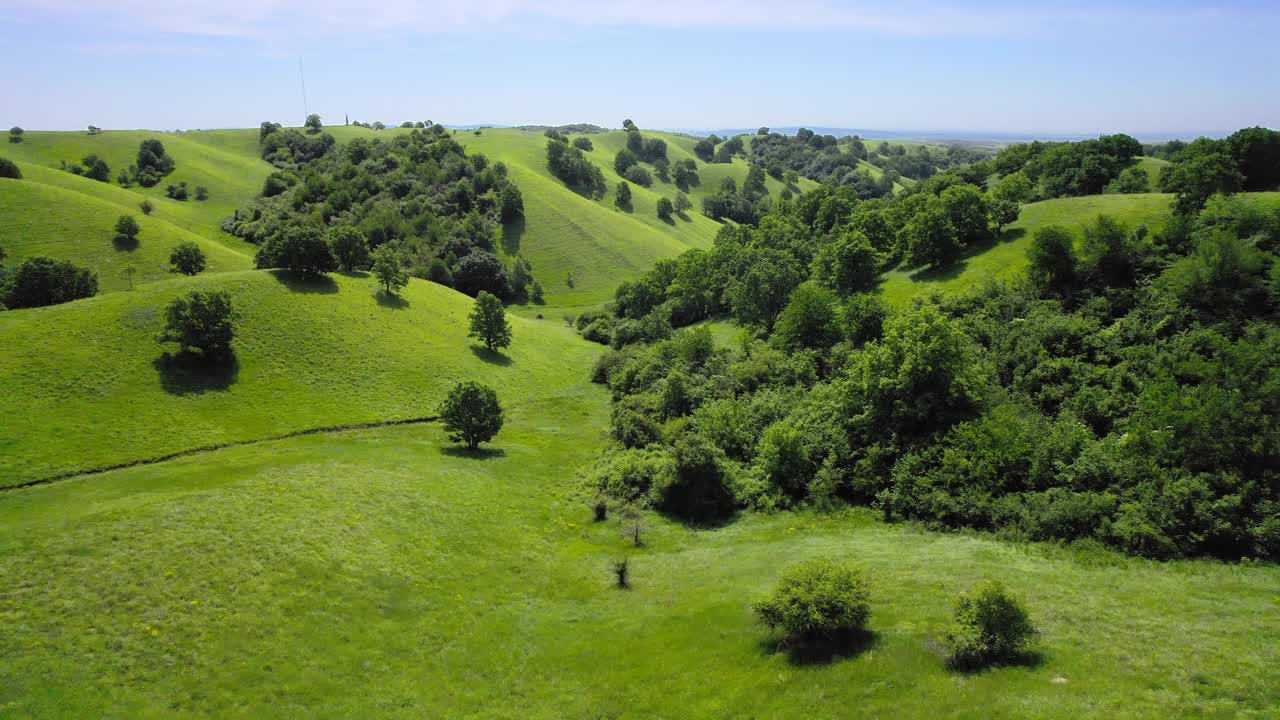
[3,1,1277,137]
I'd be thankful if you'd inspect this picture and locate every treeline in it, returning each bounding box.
[1157,127,1280,214]
[590,175,1018,333]
[224,121,537,301]
[749,128,890,198]
[578,163,1280,560]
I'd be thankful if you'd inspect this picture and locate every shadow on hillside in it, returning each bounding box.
[615,200,634,213]
[501,216,525,255]
[676,211,692,222]
[660,215,676,226]
[153,350,239,395]
[269,269,338,294]
[470,345,513,366]
[910,258,968,283]
[440,445,506,460]
[376,291,409,309]
[945,648,1046,674]
[112,235,139,252]
[760,629,879,666]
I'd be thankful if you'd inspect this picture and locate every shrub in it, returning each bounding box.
[0,157,21,179]
[2,256,98,308]
[943,580,1037,669]
[573,137,593,152]
[438,381,504,450]
[158,290,237,358]
[169,241,207,275]
[754,559,871,642]
[195,185,209,201]
[612,558,630,588]
[139,198,154,215]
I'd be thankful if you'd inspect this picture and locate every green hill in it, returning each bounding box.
[2,129,269,246]
[4,126,806,310]
[880,191,1280,306]
[330,126,818,310]
[0,269,602,486]
[0,176,254,291]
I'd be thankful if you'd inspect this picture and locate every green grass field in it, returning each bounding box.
[2,414,1277,718]
[0,177,253,291]
[0,270,600,486]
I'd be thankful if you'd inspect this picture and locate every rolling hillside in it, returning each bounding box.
[0,270,602,486]
[0,176,254,291]
[3,126,807,311]
[880,191,1280,306]
[332,126,819,310]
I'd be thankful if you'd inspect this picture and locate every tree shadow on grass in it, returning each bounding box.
[376,291,409,309]
[501,216,526,255]
[945,649,1046,675]
[676,211,692,222]
[439,445,506,460]
[760,629,879,666]
[112,235,139,252]
[470,345,512,366]
[269,269,339,294]
[909,258,968,283]
[615,200,634,213]
[659,215,676,226]
[153,350,239,395]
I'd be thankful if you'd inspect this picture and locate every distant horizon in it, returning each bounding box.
[4,1,1277,137]
[12,121,1257,146]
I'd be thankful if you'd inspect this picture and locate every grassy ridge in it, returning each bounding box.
[0,177,253,291]
[4,126,814,309]
[1,421,1276,718]
[880,191,1280,306]
[2,130,270,246]
[0,270,602,486]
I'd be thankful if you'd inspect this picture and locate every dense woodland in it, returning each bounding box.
[579,126,1280,561]
[224,120,535,300]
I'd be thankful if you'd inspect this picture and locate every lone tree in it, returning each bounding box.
[615,181,632,208]
[8,126,22,143]
[114,214,140,243]
[0,157,22,179]
[439,381,504,450]
[468,290,512,351]
[754,559,871,645]
[158,290,237,359]
[169,241,207,276]
[304,114,323,134]
[674,192,692,215]
[371,244,408,295]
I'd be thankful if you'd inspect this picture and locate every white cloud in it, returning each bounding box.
[4,0,1055,38]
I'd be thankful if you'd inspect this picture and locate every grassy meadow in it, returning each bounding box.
[0,270,600,486]
[2,417,1277,718]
